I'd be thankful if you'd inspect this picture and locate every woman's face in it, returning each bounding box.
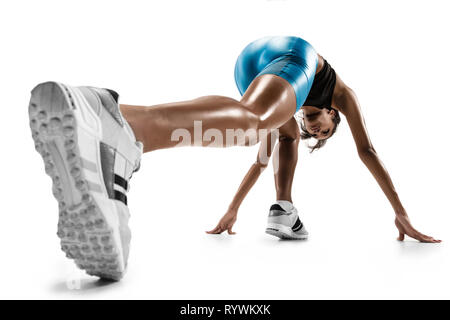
[303,109,336,140]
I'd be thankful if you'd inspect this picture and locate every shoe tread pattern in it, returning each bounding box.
[29,82,124,281]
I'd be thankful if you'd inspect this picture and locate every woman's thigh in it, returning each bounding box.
[240,74,297,131]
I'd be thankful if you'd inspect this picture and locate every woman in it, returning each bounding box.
[29,36,440,280]
[202,36,440,243]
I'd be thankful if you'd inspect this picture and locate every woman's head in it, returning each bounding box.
[297,107,341,152]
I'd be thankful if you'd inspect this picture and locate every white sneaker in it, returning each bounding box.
[265,200,308,240]
[28,82,143,280]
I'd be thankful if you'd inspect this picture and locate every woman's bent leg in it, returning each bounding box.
[120,74,297,153]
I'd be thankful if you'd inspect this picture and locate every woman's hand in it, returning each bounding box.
[394,210,441,243]
[206,208,238,235]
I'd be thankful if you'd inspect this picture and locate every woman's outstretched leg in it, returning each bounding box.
[120,74,297,153]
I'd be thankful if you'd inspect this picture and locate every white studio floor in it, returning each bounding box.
[1,0,449,299]
[1,144,449,300]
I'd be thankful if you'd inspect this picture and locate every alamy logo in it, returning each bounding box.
[171,120,273,147]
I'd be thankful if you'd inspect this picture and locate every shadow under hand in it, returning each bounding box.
[397,239,444,257]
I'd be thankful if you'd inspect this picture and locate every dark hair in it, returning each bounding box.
[299,108,341,153]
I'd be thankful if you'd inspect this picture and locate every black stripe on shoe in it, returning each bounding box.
[292,217,303,232]
[114,174,128,191]
[105,88,119,103]
[269,204,286,212]
[114,190,128,205]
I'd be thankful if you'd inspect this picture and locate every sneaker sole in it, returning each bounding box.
[29,82,126,281]
[265,223,308,240]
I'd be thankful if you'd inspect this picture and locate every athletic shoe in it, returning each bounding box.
[265,200,308,240]
[28,82,143,280]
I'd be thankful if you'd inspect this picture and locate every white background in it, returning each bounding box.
[0,0,449,299]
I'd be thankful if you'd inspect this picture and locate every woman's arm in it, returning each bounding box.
[229,130,278,211]
[206,129,279,234]
[335,86,440,243]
